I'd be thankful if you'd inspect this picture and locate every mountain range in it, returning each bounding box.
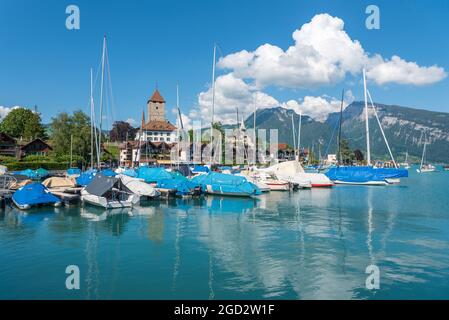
[240,101,449,163]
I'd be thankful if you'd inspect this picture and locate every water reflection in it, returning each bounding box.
[1,178,449,299]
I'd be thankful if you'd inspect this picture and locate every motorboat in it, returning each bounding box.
[12,183,62,210]
[81,173,140,209]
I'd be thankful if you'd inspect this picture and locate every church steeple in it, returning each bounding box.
[147,88,166,122]
[148,89,165,104]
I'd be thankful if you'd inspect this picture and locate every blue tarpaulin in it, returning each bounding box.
[123,168,138,177]
[12,183,60,208]
[67,168,81,176]
[35,168,49,179]
[19,169,39,179]
[137,167,199,196]
[191,165,210,173]
[76,170,97,186]
[191,172,261,196]
[325,166,408,183]
[101,169,117,177]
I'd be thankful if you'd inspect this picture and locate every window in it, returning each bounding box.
[154,137,158,141]
[167,138,170,142]
[160,137,165,141]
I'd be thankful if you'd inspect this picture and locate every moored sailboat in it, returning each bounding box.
[326,70,408,185]
[417,134,436,173]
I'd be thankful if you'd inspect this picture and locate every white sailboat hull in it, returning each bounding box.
[333,180,389,186]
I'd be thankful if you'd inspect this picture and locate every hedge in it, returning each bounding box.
[2,161,71,171]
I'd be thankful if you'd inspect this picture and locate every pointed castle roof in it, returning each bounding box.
[148,89,165,103]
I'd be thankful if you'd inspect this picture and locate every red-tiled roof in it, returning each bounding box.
[278,143,288,150]
[149,89,165,103]
[142,120,176,131]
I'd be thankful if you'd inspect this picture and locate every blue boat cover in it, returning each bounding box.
[325,166,408,183]
[35,168,49,178]
[137,167,199,196]
[12,183,60,206]
[67,168,81,175]
[137,167,172,183]
[191,172,261,196]
[191,165,210,173]
[20,169,39,179]
[123,168,138,177]
[101,169,117,177]
[76,170,96,186]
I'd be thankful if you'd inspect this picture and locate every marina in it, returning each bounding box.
[1,0,448,304]
[1,168,448,299]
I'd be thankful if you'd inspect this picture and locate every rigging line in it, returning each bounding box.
[324,114,339,158]
[215,43,224,59]
[367,89,397,168]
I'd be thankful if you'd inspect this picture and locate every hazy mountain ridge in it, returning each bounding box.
[242,102,449,163]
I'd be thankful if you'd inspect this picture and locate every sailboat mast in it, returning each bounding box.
[210,44,216,165]
[297,112,302,160]
[363,68,371,165]
[90,68,94,169]
[337,89,344,165]
[176,83,180,169]
[291,113,296,152]
[253,93,257,166]
[70,134,73,168]
[420,134,426,169]
[98,35,106,166]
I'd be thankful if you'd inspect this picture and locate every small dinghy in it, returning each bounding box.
[116,174,160,198]
[81,173,140,209]
[12,183,62,210]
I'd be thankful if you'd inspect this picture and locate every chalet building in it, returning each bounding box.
[119,140,175,167]
[19,138,53,158]
[136,89,178,143]
[0,132,18,158]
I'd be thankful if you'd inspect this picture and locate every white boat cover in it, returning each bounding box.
[117,174,160,197]
[262,160,332,187]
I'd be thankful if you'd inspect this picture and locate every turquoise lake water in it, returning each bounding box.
[1,168,449,300]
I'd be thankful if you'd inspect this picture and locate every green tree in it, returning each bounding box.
[339,139,355,164]
[0,107,45,140]
[50,110,94,164]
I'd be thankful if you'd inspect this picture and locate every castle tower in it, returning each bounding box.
[147,89,166,122]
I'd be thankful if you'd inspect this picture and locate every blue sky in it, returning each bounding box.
[0,0,448,126]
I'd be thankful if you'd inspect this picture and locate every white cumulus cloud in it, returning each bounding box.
[366,55,447,86]
[281,90,354,122]
[217,13,445,88]
[191,73,279,124]
[0,106,22,120]
[192,13,445,125]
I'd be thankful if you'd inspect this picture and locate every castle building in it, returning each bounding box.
[136,89,178,143]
